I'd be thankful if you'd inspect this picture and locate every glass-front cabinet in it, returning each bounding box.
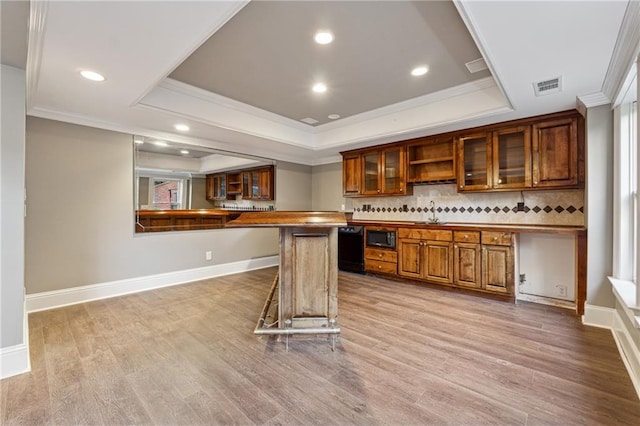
[457,132,492,191]
[492,126,531,190]
[361,146,408,196]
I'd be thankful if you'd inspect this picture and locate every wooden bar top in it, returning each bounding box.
[348,220,586,235]
[227,211,347,228]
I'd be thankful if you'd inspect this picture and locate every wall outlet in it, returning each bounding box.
[205,251,212,261]
[340,204,345,211]
[519,273,526,284]
[557,284,567,297]
[517,202,525,212]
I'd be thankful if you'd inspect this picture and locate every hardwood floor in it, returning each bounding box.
[2,267,639,425]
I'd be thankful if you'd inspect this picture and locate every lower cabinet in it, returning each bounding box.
[392,227,514,296]
[397,229,453,284]
[365,247,397,274]
[453,231,481,289]
[481,231,514,294]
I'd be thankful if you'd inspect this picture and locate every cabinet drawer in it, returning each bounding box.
[453,230,480,243]
[365,259,397,274]
[365,247,397,263]
[398,228,452,241]
[481,231,513,246]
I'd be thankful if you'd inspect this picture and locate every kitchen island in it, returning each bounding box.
[226,211,347,346]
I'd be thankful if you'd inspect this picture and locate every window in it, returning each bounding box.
[613,98,638,307]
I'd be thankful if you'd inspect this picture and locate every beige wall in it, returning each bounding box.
[191,177,215,209]
[311,162,347,211]
[585,104,615,308]
[24,117,292,294]
[275,161,312,211]
[1,65,26,349]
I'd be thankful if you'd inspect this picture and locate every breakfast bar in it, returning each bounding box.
[226,211,347,347]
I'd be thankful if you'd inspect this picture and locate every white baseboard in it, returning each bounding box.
[26,255,278,313]
[583,303,640,399]
[582,303,615,328]
[0,343,30,379]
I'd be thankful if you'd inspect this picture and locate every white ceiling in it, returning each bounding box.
[6,0,632,165]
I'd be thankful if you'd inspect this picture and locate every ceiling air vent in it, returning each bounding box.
[300,117,319,125]
[533,76,562,96]
[465,58,488,73]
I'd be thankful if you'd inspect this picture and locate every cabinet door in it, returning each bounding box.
[424,241,453,284]
[492,126,531,190]
[457,133,492,191]
[482,245,513,294]
[532,117,578,188]
[362,151,381,195]
[205,174,214,200]
[381,147,406,194]
[241,172,251,199]
[454,242,481,288]
[343,154,362,196]
[398,239,422,278]
[252,167,274,200]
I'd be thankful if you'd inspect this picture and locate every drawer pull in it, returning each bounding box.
[379,253,383,258]
[378,265,382,270]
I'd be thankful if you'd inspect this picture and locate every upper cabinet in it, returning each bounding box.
[457,113,581,192]
[532,117,579,188]
[406,136,455,183]
[206,173,227,200]
[343,146,411,197]
[342,110,583,196]
[206,165,275,201]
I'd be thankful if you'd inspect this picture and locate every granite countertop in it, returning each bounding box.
[347,219,586,234]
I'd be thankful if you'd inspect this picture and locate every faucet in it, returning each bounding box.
[428,200,439,224]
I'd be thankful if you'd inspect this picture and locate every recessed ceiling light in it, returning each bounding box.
[314,31,334,45]
[153,141,168,147]
[80,70,105,82]
[180,149,189,155]
[174,124,190,132]
[411,66,429,77]
[328,114,340,120]
[312,82,327,93]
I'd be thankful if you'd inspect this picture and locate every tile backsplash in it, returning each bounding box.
[351,184,584,226]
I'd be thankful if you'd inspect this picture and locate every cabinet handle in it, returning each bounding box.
[459,184,464,189]
[400,188,403,192]
[379,253,383,258]
[377,189,381,193]
[493,236,498,241]
[378,265,382,270]
[464,235,469,240]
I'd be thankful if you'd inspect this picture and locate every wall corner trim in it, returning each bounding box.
[583,303,640,399]
[25,255,279,313]
[0,344,30,380]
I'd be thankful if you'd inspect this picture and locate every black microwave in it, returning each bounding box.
[366,229,396,249]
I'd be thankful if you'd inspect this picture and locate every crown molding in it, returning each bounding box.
[602,0,640,107]
[158,78,311,132]
[577,92,611,109]
[25,0,48,110]
[313,77,497,133]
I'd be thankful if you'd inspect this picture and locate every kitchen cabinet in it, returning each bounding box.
[481,231,514,294]
[364,247,397,275]
[532,117,579,188]
[456,132,492,191]
[226,172,243,198]
[406,136,455,183]
[453,231,481,289]
[342,146,411,197]
[245,166,275,200]
[397,228,453,284]
[342,153,362,196]
[457,126,531,192]
[206,173,227,200]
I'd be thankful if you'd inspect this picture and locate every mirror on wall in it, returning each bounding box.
[133,135,275,232]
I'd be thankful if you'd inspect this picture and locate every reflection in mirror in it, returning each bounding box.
[134,135,276,233]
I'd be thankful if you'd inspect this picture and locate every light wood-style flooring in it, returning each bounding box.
[2,267,639,424]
